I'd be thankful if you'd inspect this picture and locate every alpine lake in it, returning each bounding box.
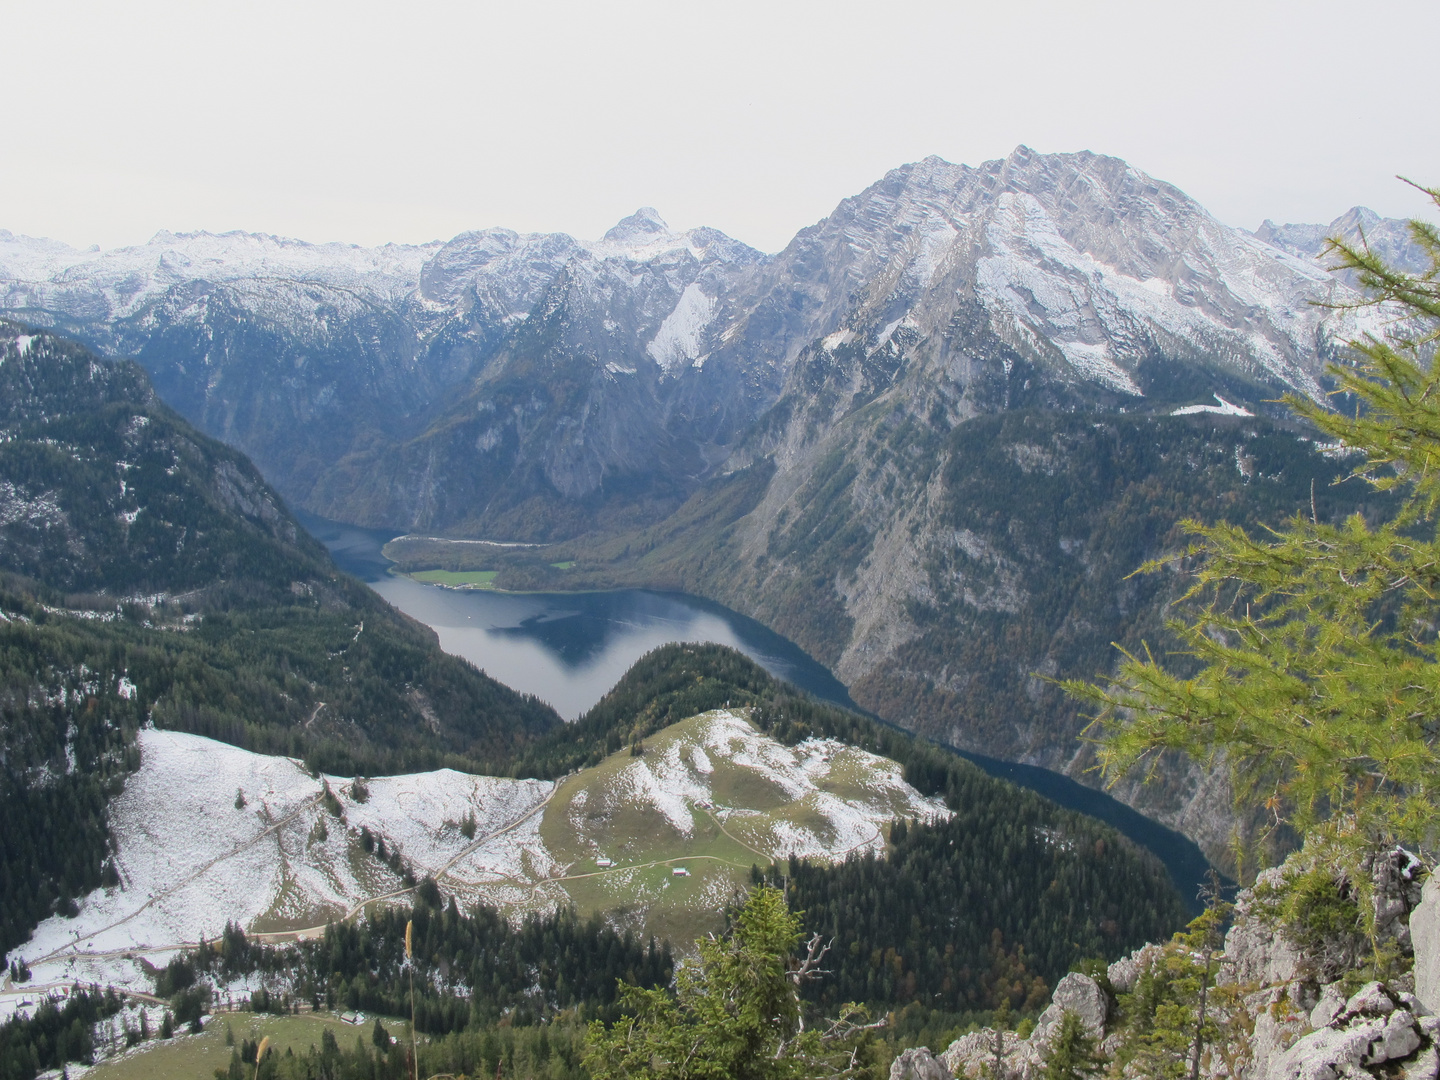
[298,511,1214,908]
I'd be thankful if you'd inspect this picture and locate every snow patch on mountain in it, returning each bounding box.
[646,283,715,372]
[5,709,948,996]
[0,229,438,322]
[1173,394,1254,417]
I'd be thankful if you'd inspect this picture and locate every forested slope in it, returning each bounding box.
[511,643,1188,1010]
[0,322,560,955]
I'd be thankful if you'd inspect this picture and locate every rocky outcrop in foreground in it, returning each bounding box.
[894,847,1440,1080]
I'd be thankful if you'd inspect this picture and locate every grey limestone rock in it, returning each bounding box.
[1401,992,1432,1017]
[1226,849,1423,994]
[1107,943,1163,995]
[1273,1016,1391,1080]
[1363,1011,1421,1065]
[1225,866,1307,987]
[1032,972,1108,1046]
[1345,981,1396,1017]
[1309,983,1347,1029]
[1106,955,1139,995]
[1366,848,1425,953]
[942,973,1107,1078]
[1269,993,1426,1080]
[889,1046,953,1080]
[1247,985,1312,1080]
[941,1029,1041,1080]
[1403,1044,1440,1080]
[1414,874,1440,1014]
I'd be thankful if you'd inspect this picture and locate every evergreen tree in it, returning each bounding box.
[583,886,878,1080]
[1065,182,1440,853]
[1042,1011,1102,1080]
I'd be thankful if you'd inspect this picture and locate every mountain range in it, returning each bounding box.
[2,146,1414,538]
[1,145,1422,866]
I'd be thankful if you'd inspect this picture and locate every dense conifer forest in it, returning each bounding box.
[0,987,123,1080]
[180,892,673,1031]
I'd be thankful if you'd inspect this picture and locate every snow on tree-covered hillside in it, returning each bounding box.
[1,709,945,1005]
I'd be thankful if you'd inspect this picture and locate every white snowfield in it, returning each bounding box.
[701,711,951,860]
[786,148,1380,405]
[573,709,950,863]
[1171,393,1254,417]
[5,729,553,995]
[0,207,761,365]
[1,710,946,1002]
[0,228,438,319]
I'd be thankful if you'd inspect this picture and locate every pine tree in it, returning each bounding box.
[1065,182,1440,853]
[1043,1011,1102,1079]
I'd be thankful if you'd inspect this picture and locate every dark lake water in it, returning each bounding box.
[298,510,1214,909]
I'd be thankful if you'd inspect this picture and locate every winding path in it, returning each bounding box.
[32,790,328,966]
[25,776,560,964]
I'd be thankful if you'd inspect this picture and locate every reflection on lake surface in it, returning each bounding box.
[296,510,1216,907]
[294,510,856,720]
[368,576,856,720]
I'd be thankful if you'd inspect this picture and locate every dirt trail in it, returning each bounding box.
[252,780,559,945]
[33,791,327,965]
[34,777,558,960]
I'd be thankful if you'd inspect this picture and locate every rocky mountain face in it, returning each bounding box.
[0,211,767,536]
[1,148,1415,864]
[0,147,1391,538]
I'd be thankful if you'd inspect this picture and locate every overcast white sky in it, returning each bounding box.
[5,0,1437,253]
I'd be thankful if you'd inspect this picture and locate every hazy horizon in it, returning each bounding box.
[5,0,1437,253]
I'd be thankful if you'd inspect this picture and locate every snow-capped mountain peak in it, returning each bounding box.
[0,146,1420,538]
[1254,206,1427,281]
[603,206,670,244]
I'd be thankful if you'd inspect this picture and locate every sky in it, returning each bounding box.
[4,0,1437,254]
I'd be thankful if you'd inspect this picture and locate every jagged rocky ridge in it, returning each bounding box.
[894,849,1440,1080]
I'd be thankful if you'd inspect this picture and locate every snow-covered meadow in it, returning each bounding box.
[4,729,552,997]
